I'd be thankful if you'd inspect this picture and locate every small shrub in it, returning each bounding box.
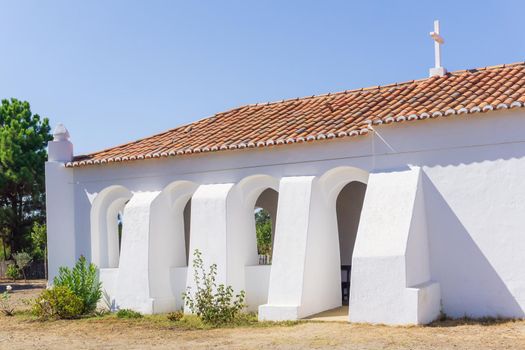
[167,310,184,322]
[32,286,83,319]
[116,309,143,319]
[183,250,246,326]
[1,292,15,316]
[13,252,32,281]
[5,264,19,281]
[53,256,102,315]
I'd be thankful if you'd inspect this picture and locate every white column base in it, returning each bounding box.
[258,304,301,321]
[151,297,179,314]
[408,281,441,324]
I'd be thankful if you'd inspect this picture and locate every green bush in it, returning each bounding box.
[32,286,84,319]
[183,250,246,326]
[53,256,101,314]
[13,251,32,281]
[167,310,184,322]
[116,309,143,319]
[5,264,19,281]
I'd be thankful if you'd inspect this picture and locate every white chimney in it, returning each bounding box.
[48,123,73,162]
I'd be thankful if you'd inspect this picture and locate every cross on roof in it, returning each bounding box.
[429,20,447,77]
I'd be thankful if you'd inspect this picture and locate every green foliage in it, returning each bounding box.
[1,291,14,316]
[183,250,246,326]
[116,309,143,319]
[53,256,102,315]
[5,263,19,280]
[12,251,32,280]
[32,286,83,319]
[255,209,272,256]
[0,98,52,256]
[167,310,184,322]
[30,222,47,261]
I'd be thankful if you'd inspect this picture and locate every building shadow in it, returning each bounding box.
[422,173,525,320]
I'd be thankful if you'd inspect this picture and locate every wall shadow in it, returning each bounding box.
[422,173,525,319]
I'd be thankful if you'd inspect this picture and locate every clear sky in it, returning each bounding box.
[1,0,524,154]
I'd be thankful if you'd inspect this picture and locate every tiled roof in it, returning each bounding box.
[68,62,525,167]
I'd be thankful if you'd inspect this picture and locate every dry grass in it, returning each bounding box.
[1,281,525,350]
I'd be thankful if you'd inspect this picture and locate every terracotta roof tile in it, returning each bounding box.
[68,62,525,167]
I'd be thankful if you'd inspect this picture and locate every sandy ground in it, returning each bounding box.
[1,281,525,350]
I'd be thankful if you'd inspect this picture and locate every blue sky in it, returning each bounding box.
[1,0,524,154]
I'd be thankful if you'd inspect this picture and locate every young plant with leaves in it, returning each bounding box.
[1,291,15,316]
[183,250,246,326]
[53,255,102,315]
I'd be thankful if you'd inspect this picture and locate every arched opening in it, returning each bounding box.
[254,188,278,265]
[233,175,280,312]
[336,181,367,305]
[90,185,133,269]
[293,166,368,320]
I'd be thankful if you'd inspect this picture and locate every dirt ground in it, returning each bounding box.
[1,281,525,350]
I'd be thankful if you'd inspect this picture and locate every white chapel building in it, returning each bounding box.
[45,60,525,325]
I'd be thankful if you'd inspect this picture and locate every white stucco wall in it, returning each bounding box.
[46,108,525,323]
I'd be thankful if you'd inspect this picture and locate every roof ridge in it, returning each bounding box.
[216,61,525,112]
[74,62,525,162]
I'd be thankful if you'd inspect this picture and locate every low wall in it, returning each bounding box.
[245,265,271,312]
[0,260,46,279]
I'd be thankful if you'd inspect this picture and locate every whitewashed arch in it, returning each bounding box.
[236,174,279,208]
[90,185,133,268]
[236,174,280,251]
[319,166,369,203]
[234,174,280,265]
[148,180,198,308]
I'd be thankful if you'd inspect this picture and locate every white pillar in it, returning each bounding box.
[259,176,321,320]
[45,124,75,283]
[185,183,234,311]
[349,167,441,325]
[114,191,160,313]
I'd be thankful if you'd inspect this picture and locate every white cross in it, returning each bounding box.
[429,20,447,77]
